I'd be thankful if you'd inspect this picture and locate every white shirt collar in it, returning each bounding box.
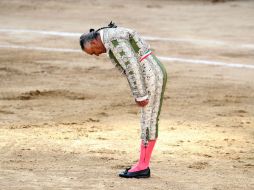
[99,29,109,53]
[99,29,104,44]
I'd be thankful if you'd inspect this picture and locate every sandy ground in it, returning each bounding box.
[0,0,254,189]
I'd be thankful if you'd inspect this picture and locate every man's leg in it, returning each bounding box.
[128,94,155,172]
[150,55,167,139]
[121,56,167,176]
[128,139,156,172]
[129,56,167,173]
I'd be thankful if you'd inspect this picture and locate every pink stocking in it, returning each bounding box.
[128,139,157,172]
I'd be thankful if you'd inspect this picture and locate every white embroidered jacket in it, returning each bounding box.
[100,27,150,101]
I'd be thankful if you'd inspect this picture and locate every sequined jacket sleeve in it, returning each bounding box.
[108,50,126,75]
[105,28,148,101]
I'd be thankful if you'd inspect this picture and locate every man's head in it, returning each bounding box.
[80,29,106,56]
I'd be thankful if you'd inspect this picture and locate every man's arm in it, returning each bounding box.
[108,50,126,75]
[109,38,148,103]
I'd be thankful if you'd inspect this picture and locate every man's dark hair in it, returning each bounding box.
[79,21,117,51]
[79,29,99,50]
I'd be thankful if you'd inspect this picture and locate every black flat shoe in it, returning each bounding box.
[119,167,150,178]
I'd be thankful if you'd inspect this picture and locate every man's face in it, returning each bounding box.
[83,40,104,56]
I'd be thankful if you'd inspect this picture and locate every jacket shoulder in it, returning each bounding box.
[105,27,134,41]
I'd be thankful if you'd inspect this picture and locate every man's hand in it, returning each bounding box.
[135,99,149,107]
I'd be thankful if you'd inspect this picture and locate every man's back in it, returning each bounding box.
[102,27,150,58]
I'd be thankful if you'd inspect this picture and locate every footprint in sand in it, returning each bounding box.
[0,109,14,114]
[188,161,210,169]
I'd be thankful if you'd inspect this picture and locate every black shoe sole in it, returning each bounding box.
[119,168,151,178]
[119,174,150,178]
